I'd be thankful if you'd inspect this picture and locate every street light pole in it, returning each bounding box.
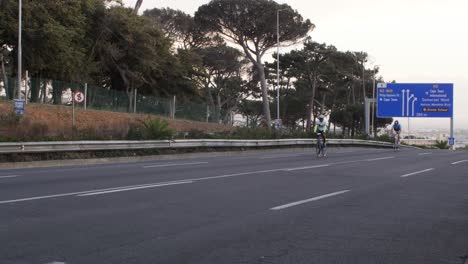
[276,10,281,122]
[17,0,22,100]
[371,66,377,136]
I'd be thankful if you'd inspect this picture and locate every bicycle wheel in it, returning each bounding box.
[316,140,322,156]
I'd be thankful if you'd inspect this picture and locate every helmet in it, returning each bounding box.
[319,114,325,119]
[395,120,399,125]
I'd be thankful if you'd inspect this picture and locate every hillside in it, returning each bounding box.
[0,101,233,141]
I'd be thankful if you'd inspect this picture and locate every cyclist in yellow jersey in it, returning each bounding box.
[314,115,328,145]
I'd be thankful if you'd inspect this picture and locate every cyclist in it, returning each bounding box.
[314,114,328,146]
[392,120,402,146]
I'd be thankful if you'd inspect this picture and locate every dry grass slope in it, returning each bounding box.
[0,102,233,141]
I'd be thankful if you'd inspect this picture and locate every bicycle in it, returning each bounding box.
[393,132,401,152]
[316,132,327,157]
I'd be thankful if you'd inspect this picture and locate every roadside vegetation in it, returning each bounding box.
[0,0,395,141]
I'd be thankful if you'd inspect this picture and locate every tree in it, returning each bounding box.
[193,43,249,123]
[286,40,336,131]
[195,0,314,128]
[144,7,209,49]
[134,0,143,14]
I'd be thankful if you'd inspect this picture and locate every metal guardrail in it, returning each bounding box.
[0,139,413,154]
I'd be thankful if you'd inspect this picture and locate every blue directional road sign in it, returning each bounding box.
[377,83,453,118]
[449,137,455,146]
[14,99,25,116]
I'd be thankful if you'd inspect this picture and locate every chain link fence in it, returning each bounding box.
[0,77,217,123]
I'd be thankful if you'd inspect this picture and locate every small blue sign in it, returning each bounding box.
[377,83,453,118]
[449,137,455,146]
[14,99,25,116]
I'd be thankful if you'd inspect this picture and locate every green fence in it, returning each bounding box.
[0,77,215,122]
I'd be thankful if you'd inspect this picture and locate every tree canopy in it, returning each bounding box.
[195,0,314,128]
[0,0,391,135]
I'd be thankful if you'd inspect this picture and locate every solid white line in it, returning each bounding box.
[0,175,19,179]
[189,169,284,182]
[400,168,435,178]
[78,181,193,196]
[0,180,191,204]
[284,164,330,171]
[143,162,208,168]
[418,152,432,156]
[0,192,89,204]
[336,151,355,154]
[452,160,468,165]
[270,190,350,210]
[366,156,395,161]
[260,154,304,159]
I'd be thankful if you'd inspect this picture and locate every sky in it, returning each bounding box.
[123,0,468,131]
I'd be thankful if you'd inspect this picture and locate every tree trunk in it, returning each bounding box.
[30,77,40,103]
[306,72,317,132]
[134,0,143,14]
[127,86,133,113]
[256,61,272,128]
[42,80,47,103]
[204,82,216,122]
[215,94,222,123]
[52,80,62,105]
[1,54,8,98]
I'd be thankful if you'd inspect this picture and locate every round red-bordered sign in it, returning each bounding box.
[73,91,85,103]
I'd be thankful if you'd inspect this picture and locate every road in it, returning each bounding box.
[1,148,468,264]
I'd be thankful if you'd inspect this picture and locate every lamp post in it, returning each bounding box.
[276,9,286,124]
[276,9,281,120]
[17,0,22,100]
[371,65,380,137]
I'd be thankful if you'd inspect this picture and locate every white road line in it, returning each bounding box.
[0,192,90,204]
[188,169,284,182]
[0,180,191,204]
[143,162,208,168]
[284,164,330,171]
[336,151,355,154]
[400,168,435,178]
[366,156,395,161]
[0,154,393,205]
[0,175,19,179]
[452,160,468,165]
[418,152,432,156]
[270,190,350,210]
[78,181,193,196]
[260,154,304,159]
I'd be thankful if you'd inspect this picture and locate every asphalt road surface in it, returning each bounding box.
[1,148,468,264]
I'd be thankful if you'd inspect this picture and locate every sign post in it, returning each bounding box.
[72,91,85,131]
[377,83,454,149]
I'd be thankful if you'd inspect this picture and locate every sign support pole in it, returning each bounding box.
[72,94,75,129]
[450,117,455,150]
[84,83,87,110]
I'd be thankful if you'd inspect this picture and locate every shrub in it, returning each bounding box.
[127,124,145,140]
[230,127,276,139]
[434,140,449,149]
[186,129,210,139]
[142,118,174,140]
[375,134,394,143]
